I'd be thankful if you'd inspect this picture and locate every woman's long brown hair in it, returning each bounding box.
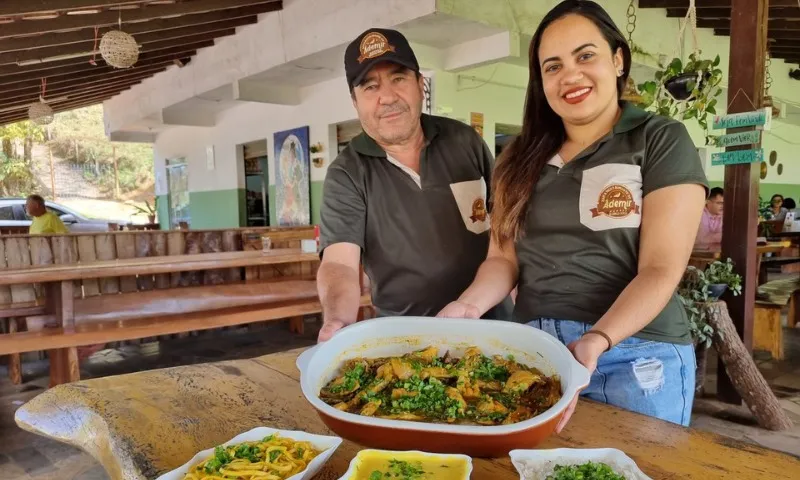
[491,0,632,245]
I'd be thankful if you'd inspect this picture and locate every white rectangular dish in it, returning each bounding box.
[155,426,343,480]
[510,448,652,480]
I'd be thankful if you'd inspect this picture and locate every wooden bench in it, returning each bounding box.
[0,226,373,386]
[754,277,800,360]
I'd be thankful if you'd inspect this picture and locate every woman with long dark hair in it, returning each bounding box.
[438,0,708,430]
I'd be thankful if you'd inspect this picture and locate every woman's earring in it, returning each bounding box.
[618,69,624,77]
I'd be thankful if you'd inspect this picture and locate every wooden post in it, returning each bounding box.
[717,0,769,405]
[112,144,120,199]
[48,145,56,200]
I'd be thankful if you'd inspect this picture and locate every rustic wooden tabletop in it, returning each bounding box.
[14,347,800,479]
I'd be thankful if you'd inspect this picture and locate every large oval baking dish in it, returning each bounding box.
[296,317,591,457]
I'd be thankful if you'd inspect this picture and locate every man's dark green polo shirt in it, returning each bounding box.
[513,102,709,344]
[320,114,510,319]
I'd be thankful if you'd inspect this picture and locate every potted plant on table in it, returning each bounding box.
[636,51,724,144]
[128,199,158,224]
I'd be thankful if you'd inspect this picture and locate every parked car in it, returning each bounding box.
[0,198,128,233]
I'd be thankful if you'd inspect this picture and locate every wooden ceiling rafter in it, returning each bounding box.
[0,64,174,101]
[0,13,260,54]
[0,0,283,128]
[638,0,800,65]
[0,27,236,66]
[0,54,192,88]
[0,43,209,77]
[0,79,154,115]
[0,0,280,38]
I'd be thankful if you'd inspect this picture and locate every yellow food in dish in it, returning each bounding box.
[182,433,320,479]
[350,451,469,480]
[319,345,562,426]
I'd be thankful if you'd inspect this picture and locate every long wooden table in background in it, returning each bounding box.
[0,249,319,286]
[15,348,800,480]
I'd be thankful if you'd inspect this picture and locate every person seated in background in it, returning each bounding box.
[694,187,723,250]
[26,194,68,234]
[769,194,789,221]
[783,197,796,213]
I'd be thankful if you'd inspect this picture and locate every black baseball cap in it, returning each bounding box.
[344,28,420,89]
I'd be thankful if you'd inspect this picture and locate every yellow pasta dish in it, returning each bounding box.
[182,433,320,480]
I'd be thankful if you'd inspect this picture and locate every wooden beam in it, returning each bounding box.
[0,97,118,126]
[0,15,258,54]
[0,95,119,122]
[640,0,795,7]
[717,0,768,406]
[0,28,234,66]
[0,85,135,120]
[669,7,800,19]
[0,76,153,110]
[0,0,281,38]
[0,66,168,102]
[699,18,800,30]
[0,55,189,88]
[715,28,800,39]
[0,1,146,17]
[0,43,207,77]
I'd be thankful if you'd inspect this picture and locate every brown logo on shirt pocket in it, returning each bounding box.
[590,184,640,218]
[470,198,487,222]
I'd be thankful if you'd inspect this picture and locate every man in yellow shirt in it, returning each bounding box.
[26,194,69,234]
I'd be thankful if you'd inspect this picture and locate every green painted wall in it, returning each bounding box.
[156,194,170,230]
[708,181,800,204]
[267,181,323,226]
[186,189,245,229]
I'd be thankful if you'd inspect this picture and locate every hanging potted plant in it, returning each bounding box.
[703,258,743,300]
[678,266,714,394]
[678,258,741,394]
[636,51,724,143]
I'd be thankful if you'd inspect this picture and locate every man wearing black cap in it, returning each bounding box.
[316,28,512,341]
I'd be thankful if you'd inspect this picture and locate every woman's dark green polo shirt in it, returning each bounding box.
[513,102,709,344]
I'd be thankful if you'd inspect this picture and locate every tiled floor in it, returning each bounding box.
[2,313,800,479]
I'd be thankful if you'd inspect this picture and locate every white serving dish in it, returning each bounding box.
[337,449,474,480]
[510,448,652,480]
[155,426,343,480]
[295,316,591,456]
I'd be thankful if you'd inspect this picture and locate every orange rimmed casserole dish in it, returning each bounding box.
[296,317,590,458]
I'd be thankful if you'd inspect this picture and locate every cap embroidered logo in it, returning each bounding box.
[358,32,395,63]
[470,198,487,223]
[590,184,640,219]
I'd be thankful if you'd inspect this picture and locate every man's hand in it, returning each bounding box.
[316,243,361,343]
[436,300,481,319]
[318,319,349,342]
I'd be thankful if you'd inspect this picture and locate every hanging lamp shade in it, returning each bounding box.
[620,76,643,104]
[99,30,139,68]
[28,101,54,125]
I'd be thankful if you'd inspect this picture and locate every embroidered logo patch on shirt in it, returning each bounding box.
[470,198,487,222]
[590,184,641,219]
[579,163,643,231]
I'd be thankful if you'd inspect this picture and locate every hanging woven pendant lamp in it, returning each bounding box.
[99,11,139,69]
[28,79,54,125]
[99,29,139,68]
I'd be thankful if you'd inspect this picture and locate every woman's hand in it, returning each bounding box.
[436,301,481,319]
[555,333,608,433]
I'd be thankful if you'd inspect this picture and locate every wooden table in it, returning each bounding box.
[2,249,318,385]
[15,348,800,480]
